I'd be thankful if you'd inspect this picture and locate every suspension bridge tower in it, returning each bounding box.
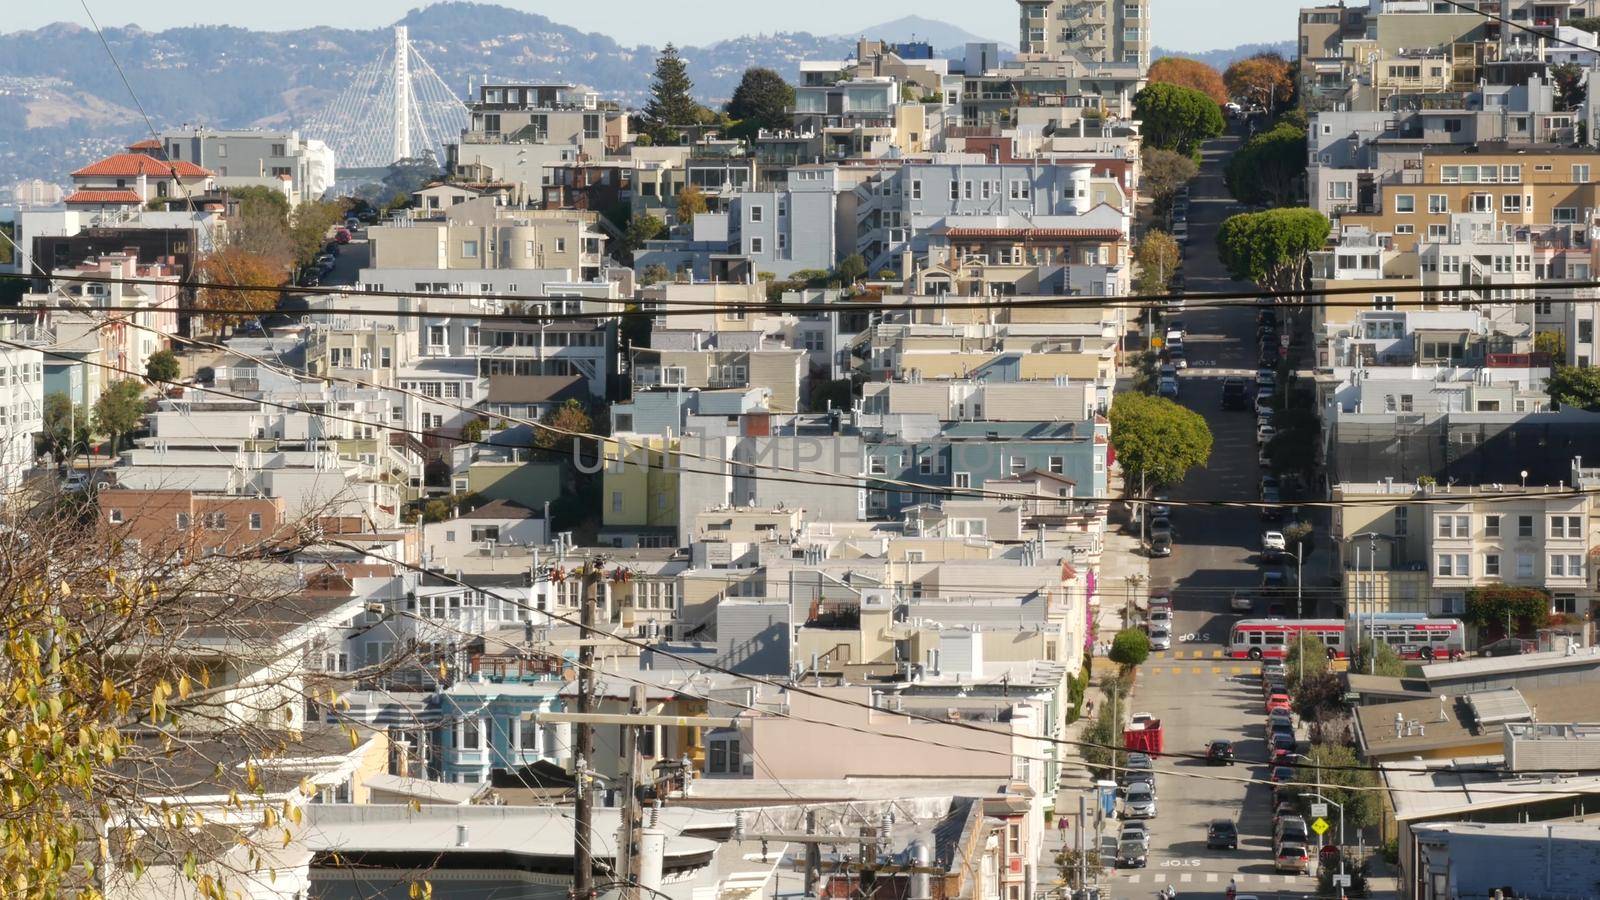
[392,25,412,163]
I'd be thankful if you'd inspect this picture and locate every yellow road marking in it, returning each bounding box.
[1211,666,1222,674]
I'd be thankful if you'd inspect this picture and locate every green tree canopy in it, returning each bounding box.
[41,393,89,462]
[92,379,147,455]
[1225,122,1307,206]
[1134,230,1181,295]
[675,185,708,227]
[1132,82,1225,157]
[1298,742,1382,829]
[144,349,181,385]
[1109,628,1152,668]
[1140,148,1199,214]
[1351,637,1406,677]
[1217,208,1331,299]
[1108,393,1214,489]
[1547,365,1600,411]
[533,399,596,451]
[642,44,699,144]
[620,213,666,263]
[1284,635,1330,694]
[1464,585,1552,637]
[726,67,795,140]
[835,253,868,284]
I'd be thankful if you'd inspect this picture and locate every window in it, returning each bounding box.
[1395,224,1415,235]
[249,512,263,531]
[1010,456,1027,475]
[1485,514,1500,537]
[1484,554,1501,577]
[708,735,742,774]
[1503,193,1523,213]
[1519,515,1534,538]
[1394,507,1409,536]
[910,180,922,200]
[1436,514,1469,538]
[750,205,764,223]
[107,509,123,525]
[1551,515,1583,539]
[1576,165,1591,183]
[963,180,973,200]
[1329,181,1352,200]
[1436,554,1468,577]
[1551,554,1584,578]
[1517,553,1535,579]
[749,237,764,254]
[868,457,886,475]
[175,512,190,531]
[204,512,226,530]
[1049,455,1065,474]
[1373,295,1397,311]
[1428,195,1449,214]
[462,240,479,259]
[1554,594,1579,615]
[1554,207,1578,223]
[612,491,624,513]
[519,719,539,750]
[1395,195,1416,213]
[1428,224,1449,239]
[953,472,971,488]
[949,181,960,200]
[459,717,481,750]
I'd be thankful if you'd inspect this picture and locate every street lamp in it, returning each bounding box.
[1349,531,1397,675]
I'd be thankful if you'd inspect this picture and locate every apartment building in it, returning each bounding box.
[630,335,808,413]
[1016,0,1151,68]
[63,142,214,210]
[369,198,607,279]
[446,82,631,197]
[1333,466,1598,621]
[157,128,336,205]
[28,250,179,381]
[98,489,289,557]
[0,322,45,495]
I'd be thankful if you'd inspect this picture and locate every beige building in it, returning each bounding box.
[1016,0,1151,68]
[369,197,607,278]
[1333,472,1599,621]
[631,344,808,413]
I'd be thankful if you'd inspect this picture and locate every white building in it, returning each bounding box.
[157,129,336,205]
[0,321,46,495]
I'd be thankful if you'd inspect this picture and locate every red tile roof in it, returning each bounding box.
[71,154,212,179]
[64,189,143,205]
[128,139,162,150]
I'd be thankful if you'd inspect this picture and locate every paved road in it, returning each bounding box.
[1103,132,1318,899]
[322,232,370,287]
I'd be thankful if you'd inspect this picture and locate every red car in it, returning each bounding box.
[1266,692,1291,714]
[334,227,351,244]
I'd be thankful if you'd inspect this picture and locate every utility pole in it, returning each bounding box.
[619,683,647,900]
[1076,794,1087,897]
[572,556,609,900]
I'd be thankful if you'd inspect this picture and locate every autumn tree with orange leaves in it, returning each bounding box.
[1147,57,1228,106]
[195,246,287,335]
[1225,54,1294,113]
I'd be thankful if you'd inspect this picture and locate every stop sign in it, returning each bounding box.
[1320,844,1339,865]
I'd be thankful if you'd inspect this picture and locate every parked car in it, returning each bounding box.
[1205,819,1239,850]
[1275,817,1310,851]
[1262,531,1287,560]
[1119,822,1150,849]
[1254,393,1274,415]
[1270,729,1298,755]
[1272,800,1301,824]
[1257,423,1277,445]
[62,471,92,493]
[1267,709,1295,731]
[1148,627,1173,651]
[1205,740,1235,765]
[1261,662,1288,680]
[1266,692,1292,715]
[1275,843,1310,874]
[1116,839,1148,868]
[1148,607,1173,629]
[1121,753,1155,786]
[1482,637,1536,657]
[1231,589,1255,612]
[1122,782,1158,818]
[1150,495,1172,518]
[1269,765,1297,787]
[1149,533,1173,557]
[1256,368,1277,391]
[1157,376,1180,399]
[334,227,351,244]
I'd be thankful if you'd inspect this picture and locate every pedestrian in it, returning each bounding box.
[1225,877,1237,900]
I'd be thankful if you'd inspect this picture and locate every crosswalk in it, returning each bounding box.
[1141,651,1260,677]
[1116,872,1310,886]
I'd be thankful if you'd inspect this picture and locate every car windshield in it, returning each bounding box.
[1128,753,1152,767]
[1210,820,1235,833]
[1273,767,1295,779]
[1212,740,1232,750]
[1127,785,1152,799]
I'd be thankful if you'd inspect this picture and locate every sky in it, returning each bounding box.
[36,0,1295,51]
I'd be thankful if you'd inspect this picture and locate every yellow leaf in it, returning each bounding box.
[177,675,192,699]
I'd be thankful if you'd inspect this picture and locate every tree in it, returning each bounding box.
[92,379,147,455]
[1264,403,1322,480]
[533,399,596,452]
[1547,365,1600,410]
[1464,585,1551,639]
[1299,742,1382,829]
[1535,330,1567,361]
[621,213,666,264]
[288,199,347,270]
[1225,122,1307,206]
[195,247,287,335]
[144,349,181,385]
[460,418,488,444]
[1140,148,1199,214]
[835,253,868,284]
[1108,393,1214,489]
[640,263,672,286]
[1217,208,1331,300]
[1225,54,1294,112]
[40,393,89,463]
[1552,62,1587,111]
[726,67,795,140]
[1147,57,1228,105]
[1109,628,1152,668]
[1284,635,1330,692]
[675,185,708,227]
[1134,230,1181,295]
[1132,82,1225,158]
[1351,637,1406,678]
[642,44,699,144]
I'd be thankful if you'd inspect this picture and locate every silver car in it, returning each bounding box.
[1149,627,1173,651]
[1123,782,1158,818]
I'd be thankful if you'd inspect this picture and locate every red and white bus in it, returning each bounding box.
[1227,615,1467,661]
[1227,619,1348,660]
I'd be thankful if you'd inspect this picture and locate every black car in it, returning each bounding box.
[1206,819,1239,850]
[1221,378,1249,410]
[1121,752,1155,787]
[1270,729,1298,754]
[1205,740,1236,765]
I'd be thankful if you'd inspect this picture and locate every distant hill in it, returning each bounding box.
[836,16,1012,53]
[1153,41,1297,71]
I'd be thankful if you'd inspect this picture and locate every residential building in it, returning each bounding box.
[0,320,45,494]
[157,128,336,204]
[446,83,631,198]
[64,142,214,210]
[1016,0,1152,68]
[368,198,607,280]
